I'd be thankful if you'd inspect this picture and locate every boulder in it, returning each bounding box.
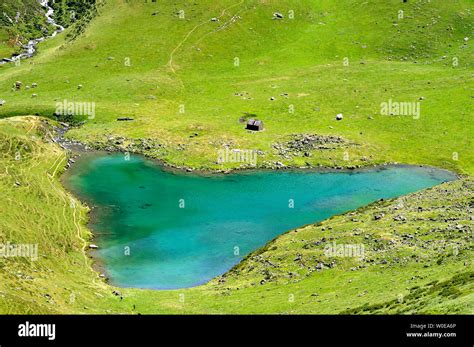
[336,113,343,120]
[374,213,385,220]
[275,161,285,168]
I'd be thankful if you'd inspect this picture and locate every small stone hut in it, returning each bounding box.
[246,119,264,131]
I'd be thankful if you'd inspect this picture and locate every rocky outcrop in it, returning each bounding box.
[273,133,347,158]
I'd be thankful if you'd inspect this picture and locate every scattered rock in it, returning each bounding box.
[273,134,347,158]
[89,244,99,249]
[394,215,407,222]
[374,213,385,220]
[0,99,5,106]
[275,161,286,168]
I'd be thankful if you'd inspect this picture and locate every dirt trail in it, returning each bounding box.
[167,0,245,74]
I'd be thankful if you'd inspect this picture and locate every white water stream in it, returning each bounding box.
[0,0,64,64]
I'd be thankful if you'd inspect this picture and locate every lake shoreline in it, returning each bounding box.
[60,144,459,290]
[55,118,462,289]
[54,121,462,179]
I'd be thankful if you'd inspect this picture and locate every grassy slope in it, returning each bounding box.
[0,0,472,314]
[0,117,118,313]
[0,0,472,173]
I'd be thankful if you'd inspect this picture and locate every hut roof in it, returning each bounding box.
[247,119,263,126]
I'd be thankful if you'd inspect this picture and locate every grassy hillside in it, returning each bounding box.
[0,0,472,314]
[0,117,116,313]
[50,0,99,42]
[0,0,472,174]
[50,0,97,28]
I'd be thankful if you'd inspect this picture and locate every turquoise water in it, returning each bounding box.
[64,154,456,289]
